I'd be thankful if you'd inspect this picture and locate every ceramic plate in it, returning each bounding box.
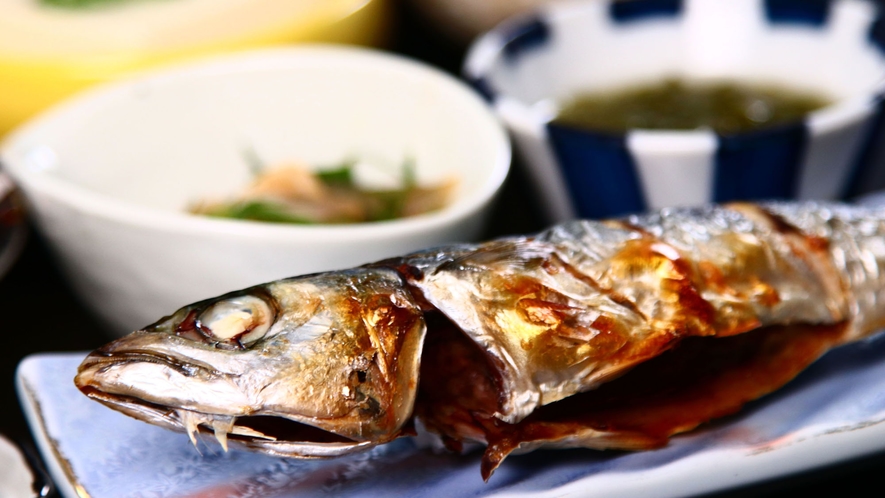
[16,337,885,498]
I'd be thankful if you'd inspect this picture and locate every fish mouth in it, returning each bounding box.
[75,351,374,457]
[80,349,216,377]
[77,385,373,456]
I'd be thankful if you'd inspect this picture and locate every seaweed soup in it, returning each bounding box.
[553,78,832,135]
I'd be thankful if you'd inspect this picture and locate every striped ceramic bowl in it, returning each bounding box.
[465,0,885,222]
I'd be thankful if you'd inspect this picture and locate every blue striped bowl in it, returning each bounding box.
[465,0,885,222]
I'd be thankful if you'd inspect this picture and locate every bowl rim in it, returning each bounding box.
[463,0,885,151]
[0,45,512,243]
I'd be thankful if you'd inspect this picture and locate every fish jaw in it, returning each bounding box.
[74,268,427,456]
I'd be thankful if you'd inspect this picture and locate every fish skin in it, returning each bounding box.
[397,203,865,425]
[75,202,885,475]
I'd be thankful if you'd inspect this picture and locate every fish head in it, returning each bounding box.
[74,267,426,457]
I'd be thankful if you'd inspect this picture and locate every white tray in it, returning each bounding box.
[16,340,885,498]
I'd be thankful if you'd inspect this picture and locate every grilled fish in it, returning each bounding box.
[75,202,885,479]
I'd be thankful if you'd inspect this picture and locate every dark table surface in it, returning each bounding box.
[3,2,885,496]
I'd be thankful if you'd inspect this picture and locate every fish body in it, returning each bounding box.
[75,202,885,479]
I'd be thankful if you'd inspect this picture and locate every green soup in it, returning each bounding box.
[553,78,831,135]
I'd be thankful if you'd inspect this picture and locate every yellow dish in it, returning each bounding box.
[0,0,389,137]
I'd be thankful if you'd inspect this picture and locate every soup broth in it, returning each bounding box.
[553,79,831,135]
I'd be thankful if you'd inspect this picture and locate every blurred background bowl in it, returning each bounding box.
[0,0,390,138]
[465,0,885,222]
[0,45,510,336]
[406,0,556,45]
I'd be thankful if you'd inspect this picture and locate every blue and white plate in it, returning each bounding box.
[16,339,885,498]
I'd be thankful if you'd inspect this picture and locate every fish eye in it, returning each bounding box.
[196,295,274,347]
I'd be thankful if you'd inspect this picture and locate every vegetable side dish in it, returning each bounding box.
[554,78,831,135]
[189,159,456,224]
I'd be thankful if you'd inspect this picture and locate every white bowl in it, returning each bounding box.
[0,46,511,335]
[465,0,885,222]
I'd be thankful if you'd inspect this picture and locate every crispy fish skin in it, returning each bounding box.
[398,202,885,477]
[75,267,426,456]
[400,204,863,423]
[760,202,885,336]
[75,202,885,477]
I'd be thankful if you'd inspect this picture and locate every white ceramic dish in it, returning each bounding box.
[0,435,35,498]
[0,46,510,335]
[17,332,885,497]
[465,0,885,222]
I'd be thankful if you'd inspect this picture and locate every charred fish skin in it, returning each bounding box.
[402,204,846,421]
[400,202,885,454]
[75,267,426,456]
